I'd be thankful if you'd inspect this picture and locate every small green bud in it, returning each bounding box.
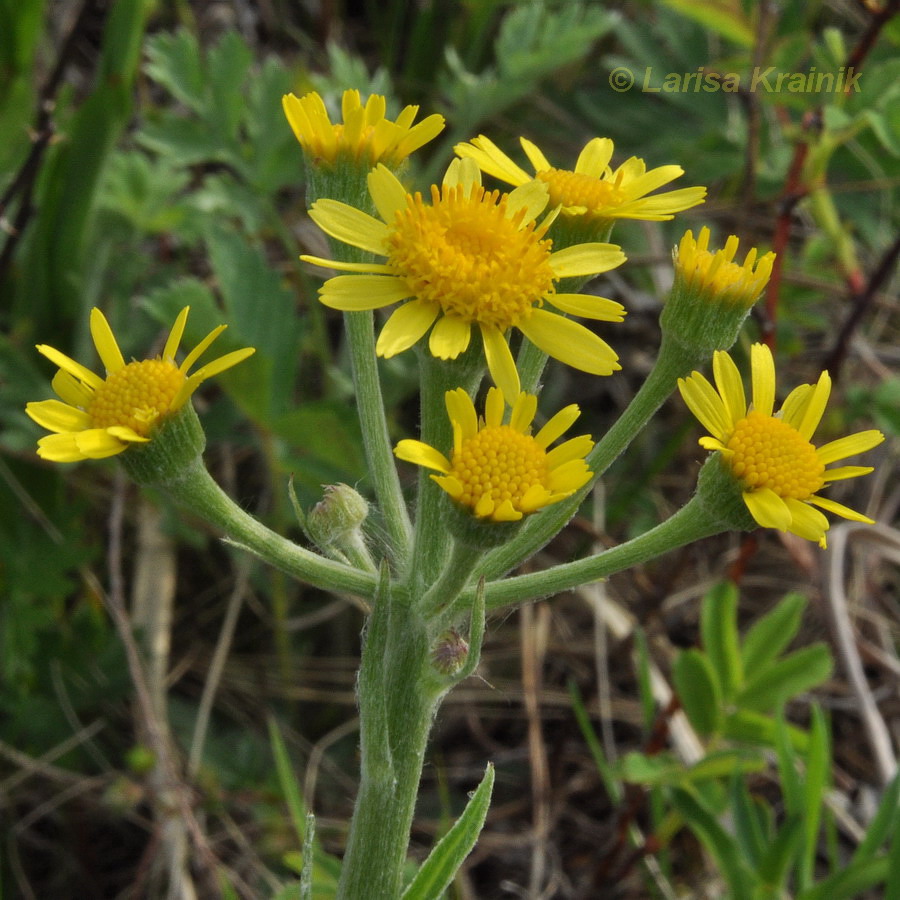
[307,484,369,547]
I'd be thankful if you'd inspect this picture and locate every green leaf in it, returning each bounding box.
[851,768,900,864]
[659,0,755,46]
[799,706,830,889]
[700,580,743,700]
[672,648,723,737]
[798,856,890,900]
[670,788,755,900]
[267,717,308,845]
[730,775,770,870]
[144,30,206,113]
[401,763,495,900]
[758,818,804,889]
[775,710,803,818]
[736,644,833,713]
[568,681,622,802]
[722,709,809,752]
[741,592,806,676]
[207,31,253,142]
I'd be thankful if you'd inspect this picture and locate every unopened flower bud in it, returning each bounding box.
[431,629,469,676]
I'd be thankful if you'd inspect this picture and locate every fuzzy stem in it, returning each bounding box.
[344,310,413,563]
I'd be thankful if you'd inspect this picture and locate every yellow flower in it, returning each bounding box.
[454,135,706,223]
[301,158,627,400]
[395,387,594,523]
[674,227,775,310]
[26,307,255,462]
[678,344,884,547]
[282,89,444,167]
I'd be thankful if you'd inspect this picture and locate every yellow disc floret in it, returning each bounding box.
[386,184,556,330]
[88,360,186,436]
[450,425,549,511]
[726,411,825,499]
[536,168,624,217]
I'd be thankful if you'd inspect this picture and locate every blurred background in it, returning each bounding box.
[0,1,898,897]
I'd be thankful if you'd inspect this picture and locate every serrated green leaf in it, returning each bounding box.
[673,648,723,737]
[144,30,206,113]
[736,644,833,713]
[207,31,253,142]
[741,592,806,676]
[400,763,494,900]
[701,581,743,700]
[659,0,754,46]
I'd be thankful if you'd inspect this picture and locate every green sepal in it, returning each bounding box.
[118,403,206,487]
[440,492,526,549]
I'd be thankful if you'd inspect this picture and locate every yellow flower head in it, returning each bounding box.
[454,135,706,224]
[282,89,444,167]
[679,344,884,548]
[675,227,775,309]
[301,158,627,401]
[395,387,594,522]
[26,307,255,462]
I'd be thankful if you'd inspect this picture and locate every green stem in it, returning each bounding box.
[337,581,440,899]
[478,332,707,581]
[452,453,757,615]
[420,540,484,618]
[344,310,413,563]
[165,458,377,598]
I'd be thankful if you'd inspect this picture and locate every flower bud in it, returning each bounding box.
[307,483,369,548]
[431,629,470,676]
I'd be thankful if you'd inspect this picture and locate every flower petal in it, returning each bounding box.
[822,465,874,483]
[795,370,831,441]
[376,300,440,357]
[779,384,813,427]
[573,137,614,177]
[713,350,747,428]
[319,275,413,311]
[394,439,451,473]
[36,433,87,462]
[484,385,505,429]
[749,343,775,417]
[807,494,875,524]
[545,434,593,467]
[179,325,227,375]
[816,429,884,465]
[368,165,410,222]
[550,243,626,278]
[534,404,580,449]
[454,135,530,185]
[162,306,190,363]
[519,137,552,173]
[74,428,131,459]
[550,293,626,322]
[308,199,389,255]
[25,399,92,433]
[518,309,619,376]
[428,315,471,359]
[679,373,730,441]
[445,388,478,443]
[743,487,792,531]
[509,392,537,433]
[432,473,464,500]
[480,324,520,402]
[36,345,104,390]
[90,308,126,374]
[300,254,394,274]
[505,181,549,224]
[783,498,829,543]
[546,458,593,493]
[52,370,93,407]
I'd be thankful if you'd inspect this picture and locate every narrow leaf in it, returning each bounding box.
[401,764,495,900]
[673,648,723,737]
[700,581,743,700]
[267,717,308,845]
[799,706,830,889]
[741,592,806,674]
[736,644,833,713]
[852,768,900,864]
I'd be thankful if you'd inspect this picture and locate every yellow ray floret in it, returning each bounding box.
[301,158,627,401]
[282,88,444,167]
[454,134,706,222]
[675,227,775,309]
[26,307,255,462]
[678,343,884,547]
[394,387,595,522]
